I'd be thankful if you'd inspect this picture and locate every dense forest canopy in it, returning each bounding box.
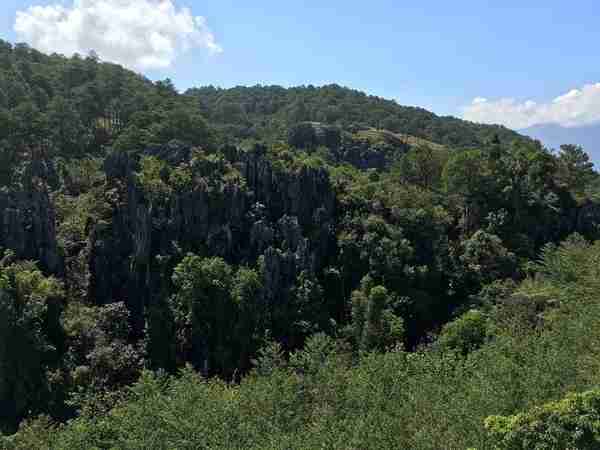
[185,84,530,149]
[1,39,600,448]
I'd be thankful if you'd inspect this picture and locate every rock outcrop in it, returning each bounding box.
[86,144,337,333]
[0,156,62,274]
[333,140,405,170]
[287,122,341,150]
[287,122,409,170]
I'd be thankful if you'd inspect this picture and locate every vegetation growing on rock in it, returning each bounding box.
[2,39,600,448]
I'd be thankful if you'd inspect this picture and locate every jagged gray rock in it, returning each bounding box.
[287,122,341,149]
[0,157,62,274]
[86,144,337,334]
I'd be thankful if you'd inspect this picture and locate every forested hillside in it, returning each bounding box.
[186,84,528,148]
[9,236,600,449]
[2,39,600,449]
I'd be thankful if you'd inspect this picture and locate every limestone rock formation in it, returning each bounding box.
[86,144,337,334]
[0,156,62,274]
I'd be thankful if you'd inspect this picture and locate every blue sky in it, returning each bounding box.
[1,0,600,127]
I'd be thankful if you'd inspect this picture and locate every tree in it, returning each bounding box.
[338,210,419,296]
[46,97,87,156]
[443,149,493,233]
[11,101,49,149]
[286,271,325,346]
[454,230,516,294]
[232,267,264,370]
[437,309,488,354]
[396,145,448,189]
[154,78,178,98]
[170,255,235,375]
[486,389,600,449]
[65,302,144,395]
[152,106,213,147]
[136,156,172,204]
[496,143,560,235]
[113,125,154,153]
[556,144,595,196]
[349,281,404,352]
[0,256,64,433]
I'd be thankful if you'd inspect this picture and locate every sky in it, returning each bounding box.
[1,0,600,132]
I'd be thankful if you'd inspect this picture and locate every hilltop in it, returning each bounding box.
[187,84,530,149]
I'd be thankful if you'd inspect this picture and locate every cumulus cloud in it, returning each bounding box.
[14,0,222,71]
[463,83,600,129]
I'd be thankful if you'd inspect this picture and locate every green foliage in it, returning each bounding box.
[112,124,154,153]
[188,84,529,149]
[46,97,88,157]
[0,256,64,433]
[54,157,108,252]
[534,233,593,285]
[457,230,516,288]
[136,155,171,203]
[437,309,489,354]
[556,144,596,198]
[135,150,245,205]
[289,332,340,376]
[251,341,287,377]
[444,149,492,200]
[64,302,144,391]
[152,106,213,147]
[395,145,449,189]
[338,214,414,291]
[349,281,404,352]
[170,254,234,373]
[288,271,326,341]
[485,389,600,449]
[265,141,330,174]
[170,255,264,376]
[0,39,215,169]
[13,235,600,448]
[2,37,600,445]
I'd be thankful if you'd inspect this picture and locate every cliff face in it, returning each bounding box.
[1,141,598,352]
[287,122,410,170]
[575,200,600,239]
[0,143,597,317]
[0,156,62,274]
[85,144,336,332]
[332,141,406,170]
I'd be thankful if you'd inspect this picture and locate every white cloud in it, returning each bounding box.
[463,83,600,129]
[14,0,222,71]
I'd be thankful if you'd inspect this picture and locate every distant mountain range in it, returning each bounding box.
[521,123,600,165]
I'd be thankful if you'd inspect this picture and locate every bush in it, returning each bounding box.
[486,389,600,449]
[437,309,489,354]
